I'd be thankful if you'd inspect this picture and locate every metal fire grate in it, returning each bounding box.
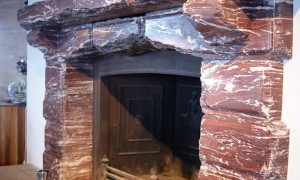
[101,155,147,180]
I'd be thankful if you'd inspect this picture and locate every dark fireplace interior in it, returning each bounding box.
[94,51,203,179]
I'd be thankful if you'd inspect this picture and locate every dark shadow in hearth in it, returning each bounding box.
[93,50,203,180]
[232,0,292,20]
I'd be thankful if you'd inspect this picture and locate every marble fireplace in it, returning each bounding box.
[18,0,293,179]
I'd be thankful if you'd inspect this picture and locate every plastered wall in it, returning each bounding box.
[0,0,26,97]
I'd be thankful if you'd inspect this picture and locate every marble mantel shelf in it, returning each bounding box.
[18,0,293,60]
[18,0,186,30]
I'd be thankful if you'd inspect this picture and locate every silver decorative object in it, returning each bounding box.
[17,56,27,75]
[7,80,26,104]
[37,169,48,180]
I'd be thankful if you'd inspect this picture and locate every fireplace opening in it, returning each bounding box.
[94,51,203,179]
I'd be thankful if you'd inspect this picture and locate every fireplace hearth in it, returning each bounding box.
[18,0,292,180]
[94,51,203,179]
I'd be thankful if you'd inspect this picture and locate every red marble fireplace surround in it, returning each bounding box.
[18,0,293,179]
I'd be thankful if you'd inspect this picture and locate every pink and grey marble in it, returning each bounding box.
[199,109,289,179]
[183,0,293,57]
[201,59,283,120]
[43,57,94,179]
[19,1,293,59]
[18,0,186,30]
[17,0,293,179]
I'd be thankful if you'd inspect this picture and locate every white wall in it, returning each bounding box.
[282,1,300,180]
[26,45,45,168]
[26,0,45,168]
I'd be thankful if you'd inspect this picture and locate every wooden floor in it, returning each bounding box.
[140,174,187,180]
[0,164,38,180]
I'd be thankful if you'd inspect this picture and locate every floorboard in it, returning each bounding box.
[0,164,38,180]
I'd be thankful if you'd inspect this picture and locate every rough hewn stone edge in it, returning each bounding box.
[17,0,185,31]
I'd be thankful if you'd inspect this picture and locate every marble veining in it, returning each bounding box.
[17,0,293,179]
